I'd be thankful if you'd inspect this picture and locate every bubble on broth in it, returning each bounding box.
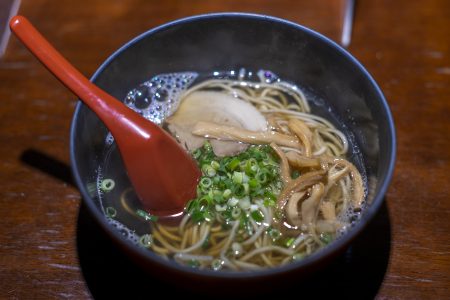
[124,72,198,124]
[107,217,139,244]
[256,69,279,83]
[105,132,114,146]
[105,72,198,145]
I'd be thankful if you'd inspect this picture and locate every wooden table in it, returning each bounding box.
[0,0,448,298]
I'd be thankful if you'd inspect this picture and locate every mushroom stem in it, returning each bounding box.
[192,121,301,149]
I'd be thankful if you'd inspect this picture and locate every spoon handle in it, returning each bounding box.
[10,16,201,216]
[9,16,130,128]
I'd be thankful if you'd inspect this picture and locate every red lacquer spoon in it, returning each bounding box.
[10,16,201,217]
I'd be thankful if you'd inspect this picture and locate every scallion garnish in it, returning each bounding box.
[100,178,115,192]
[231,206,241,219]
[267,227,281,241]
[187,259,200,268]
[320,232,333,244]
[187,142,282,226]
[211,259,223,271]
[232,171,244,184]
[139,234,153,248]
[285,237,295,248]
[202,165,216,177]
[192,148,202,159]
[291,170,300,179]
[227,158,240,171]
[199,177,212,189]
[251,210,264,222]
[223,189,232,199]
[105,206,117,218]
[211,161,220,170]
[136,209,158,222]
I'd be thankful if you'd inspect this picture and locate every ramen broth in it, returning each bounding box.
[96,69,366,271]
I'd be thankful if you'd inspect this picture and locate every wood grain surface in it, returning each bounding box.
[0,0,448,299]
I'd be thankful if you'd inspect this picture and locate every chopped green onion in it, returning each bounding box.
[274,208,284,221]
[241,218,254,236]
[243,158,259,175]
[256,171,268,184]
[248,178,259,188]
[203,211,213,222]
[213,193,224,204]
[251,210,264,222]
[198,196,211,209]
[187,143,282,227]
[100,179,115,192]
[202,165,216,177]
[285,237,295,247]
[264,190,277,201]
[231,207,241,219]
[211,259,224,271]
[267,227,281,240]
[227,158,240,171]
[320,233,333,244]
[223,189,232,199]
[234,184,247,198]
[139,234,153,248]
[192,148,202,159]
[232,171,244,184]
[199,177,212,189]
[215,204,227,212]
[187,259,200,268]
[203,141,212,152]
[291,170,300,179]
[191,210,206,223]
[211,161,220,170]
[227,197,239,207]
[136,209,158,222]
[242,173,249,183]
[238,197,251,210]
[243,183,249,194]
[263,198,276,207]
[250,204,259,211]
[186,199,196,212]
[105,206,117,218]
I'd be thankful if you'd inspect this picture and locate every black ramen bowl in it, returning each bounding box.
[70,13,396,291]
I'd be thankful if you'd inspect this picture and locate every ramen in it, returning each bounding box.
[97,69,366,271]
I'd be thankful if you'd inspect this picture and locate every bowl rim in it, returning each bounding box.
[70,12,396,279]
